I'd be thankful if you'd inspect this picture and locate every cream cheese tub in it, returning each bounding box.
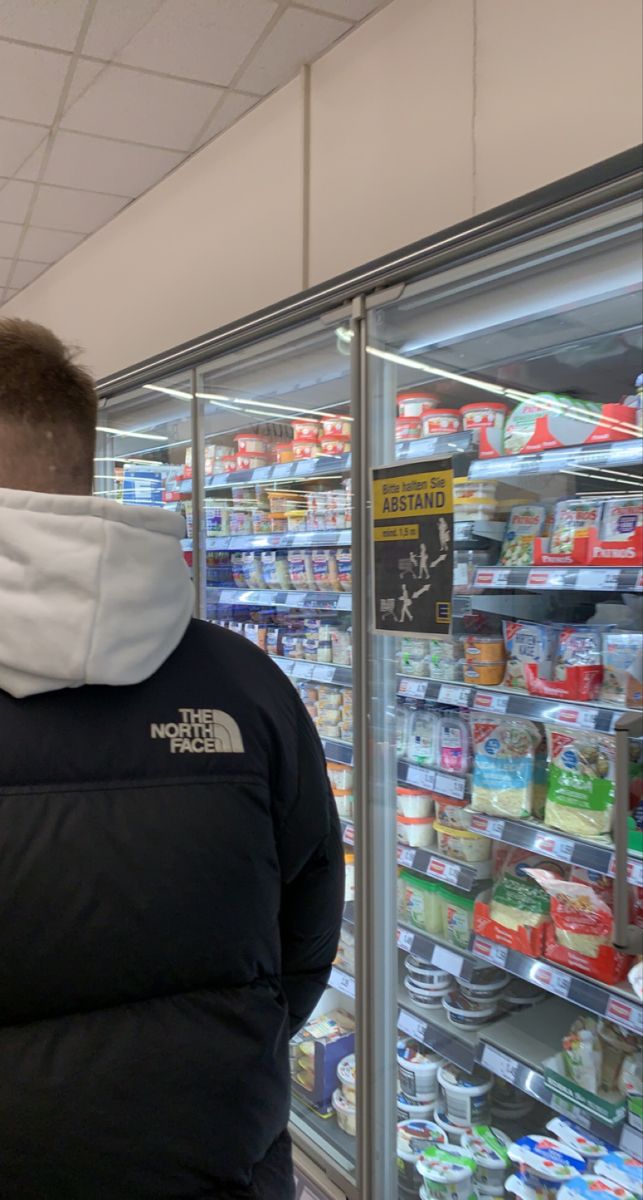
[398,813,436,848]
[332,1087,356,1136]
[397,787,434,819]
[461,1125,511,1194]
[460,401,508,457]
[337,1053,356,1104]
[404,975,447,1009]
[404,956,452,994]
[398,1091,435,1121]
[435,822,491,863]
[433,1104,473,1141]
[417,1144,476,1200]
[437,1063,493,1126]
[508,1136,585,1197]
[398,1119,448,1196]
[457,966,508,1002]
[397,1039,442,1099]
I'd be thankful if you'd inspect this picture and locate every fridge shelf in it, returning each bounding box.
[206,587,352,611]
[470,934,643,1034]
[473,566,642,592]
[396,924,477,981]
[397,758,468,802]
[396,841,491,891]
[195,451,352,493]
[185,531,352,551]
[395,430,478,462]
[329,966,355,1000]
[468,438,643,480]
[397,673,634,733]
[397,998,478,1072]
[290,1095,356,1174]
[274,657,353,687]
[468,811,643,884]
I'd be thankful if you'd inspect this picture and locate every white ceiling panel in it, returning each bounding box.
[42,130,183,194]
[114,0,277,87]
[194,91,258,148]
[0,0,89,51]
[31,184,129,234]
[20,225,85,263]
[0,179,35,223]
[0,0,390,306]
[10,259,49,288]
[0,221,21,257]
[236,6,351,95]
[62,64,224,150]
[0,117,47,175]
[0,41,70,125]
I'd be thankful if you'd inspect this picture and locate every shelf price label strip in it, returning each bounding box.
[329,966,355,999]
[469,812,641,881]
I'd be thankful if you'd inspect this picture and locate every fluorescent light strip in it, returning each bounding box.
[143,384,192,400]
[96,425,168,442]
[197,392,353,421]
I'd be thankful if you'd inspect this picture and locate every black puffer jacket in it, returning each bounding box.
[0,619,344,1198]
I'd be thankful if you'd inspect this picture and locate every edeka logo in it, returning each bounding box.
[150,708,244,754]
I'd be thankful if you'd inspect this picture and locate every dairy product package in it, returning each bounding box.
[261,550,290,589]
[600,496,643,542]
[552,625,603,700]
[488,844,557,932]
[503,621,556,690]
[500,505,549,565]
[336,548,352,592]
[601,630,643,708]
[550,498,603,555]
[241,551,265,589]
[407,707,440,766]
[526,869,613,958]
[312,549,339,590]
[471,717,541,817]
[545,729,616,837]
[287,549,315,590]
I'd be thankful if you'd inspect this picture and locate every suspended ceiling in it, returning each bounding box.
[0,0,391,307]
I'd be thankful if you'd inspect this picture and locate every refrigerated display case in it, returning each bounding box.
[96,150,643,1200]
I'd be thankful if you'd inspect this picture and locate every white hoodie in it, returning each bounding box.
[0,488,194,698]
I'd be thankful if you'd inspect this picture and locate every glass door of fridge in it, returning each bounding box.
[365,193,643,1200]
[192,313,357,1197]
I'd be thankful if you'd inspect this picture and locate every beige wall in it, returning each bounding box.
[5,0,642,380]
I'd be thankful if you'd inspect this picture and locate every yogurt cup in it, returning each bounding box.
[332,1087,356,1136]
[596,1153,643,1198]
[396,416,423,442]
[397,1039,442,1100]
[463,661,506,686]
[559,1177,636,1200]
[398,393,438,419]
[337,1053,356,1104]
[437,1063,493,1127]
[461,1125,511,1194]
[457,967,509,1002]
[417,1144,476,1200]
[235,434,270,455]
[398,787,434,819]
[422,410,462,436]
[292,418,321,442]
[433,1104,473,1140]
[404,975,447,1009]
[398,1118,448,1154]
[320,437,349,457]
[398,813,436,848]
[545,1119,610,1164]
[460,402,509,458]
[321,417,352,439]
[508,1136,585,1196]
[465,636,506,665]
[236,453,269,471]
[404,956,452,994]
[398,1090,435,1121]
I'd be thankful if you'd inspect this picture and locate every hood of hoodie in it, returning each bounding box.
[0,488,194,698]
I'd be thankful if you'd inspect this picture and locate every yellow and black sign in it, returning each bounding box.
[372,457,454,636]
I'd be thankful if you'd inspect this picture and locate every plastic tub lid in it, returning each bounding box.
[398,1119,448,1149]
[332,1086,355,1116]
[461,402,509,414]
[442,991,500,1021]
[437,1063,493,1093]
[397,1039,442,1067]
[398,813,435,825]
[404,956,451,982]
[337,1053,355,1088]
[508,1137,585,1182]
[596,1154,643,1198]
[461,1126,511,1167]
[546,1118,610,1161]
[417,1144,476,1184]
[559,1178,636,1200]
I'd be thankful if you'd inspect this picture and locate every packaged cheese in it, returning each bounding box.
[471,717,541,818]
[488,845,559,932]
[526,869,613,958]
[600,496,643,542]
[545,729,616,837]
[601,630,643,708]
[550,498,603,555]
[500,505,549,566]
[503,621,556,691]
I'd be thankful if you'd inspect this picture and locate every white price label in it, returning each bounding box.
[532,963,571,998]
[219,589,239,604]
[343,824,354,845]
[288,592,306,607]
[398,1008,426,1041]
[527,569,553,588]
[330,967,355,998]
[433,946,464,976]
[400,678,428,700]
[434,772,466,800]
[627,857,643,886]
[406,765,435,791]
[606,995,643,1035]
[576,569,621,591]
[427,856,460,885]
[475,569,510,587]
[438,685,471,707]
[470,814,505,839]
[313,665,335,682]
[472,936,508,967]
[481,1044,518,1085]
[473,690,509,714]
[397,845,416,867]
[554,705,599,730]
[397,927,415,952]
[291,661,309,678]
[532,833,575,863]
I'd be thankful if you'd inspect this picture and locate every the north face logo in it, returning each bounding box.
[150,708,244,754]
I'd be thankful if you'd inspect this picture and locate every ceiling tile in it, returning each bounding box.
[236,6,351,94]
[114,0,277,86]
[296,0,389,17]
[0,260,14,288]
[0,0,89,50]
[0,179,35,223]
[31,184,129,234]
[14,140,48,181]
[194,91,258,149]
[1,288,19,303]
[41,130,183,194]
[11,260,49,288]
[64,58,105,110]
[0,118,47,175]
[20,226,85,263]
[82,0,166,61]
[0,41,70,125]
[62,63,223,150]
[0,222,21,257]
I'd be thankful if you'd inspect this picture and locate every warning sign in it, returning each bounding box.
[372,456,454,636]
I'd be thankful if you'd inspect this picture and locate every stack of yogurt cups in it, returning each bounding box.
[404,954,453,1011]
[332,1053,356,1138]
[397,1038,446,1198]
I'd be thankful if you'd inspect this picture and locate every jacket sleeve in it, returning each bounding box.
[275,699,344,1036]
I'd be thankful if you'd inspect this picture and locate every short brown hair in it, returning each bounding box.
[0,318,97,493]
